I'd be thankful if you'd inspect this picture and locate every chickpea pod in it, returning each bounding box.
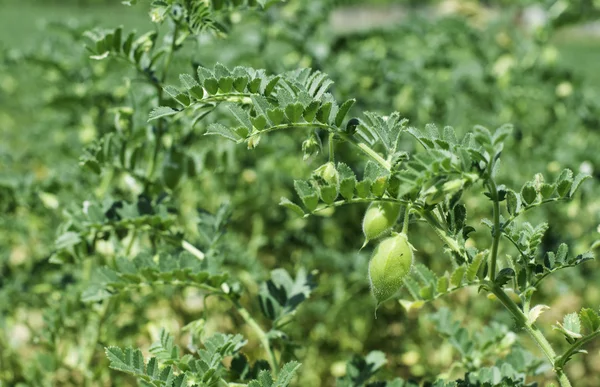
[368,232,414,306]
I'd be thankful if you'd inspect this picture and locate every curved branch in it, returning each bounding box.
[555,330,600,370]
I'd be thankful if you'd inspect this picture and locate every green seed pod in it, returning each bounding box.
[362,202,401,242]
[368,233,414,305]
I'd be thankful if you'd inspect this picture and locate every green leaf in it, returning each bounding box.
[562,313,582,338]
[556,243,568,264]
[556,169,574,197]
[284,102,304,123]
[274,361,301,387]
[520,183,537,205]
[494,268,515,287]
[303,101,320,122]
[316,102,332,124]
[248,77,262,93]
[233,76,249,92]
[203,78,219,95]
[294,180,319,212]
[569,173,590,197]
[466,252,485,281]
[214,62,230,78]
[355,180,371,199]
[267,108,285,126]
[206,123,242,142]
[319,185,338,205]
[436,275,449,294]
[251,115,268,131]
[539,183,555,199]
[279,197,305,217]
[148,106,179,121]
[55,232,82,250]
[335,99,355,127]
[263,76,280,96]
[105,347,145,373]
[492,124,513,145]
[580,308,600,333]
[337,162,356,200]
[228,104,253,130]
[450,266,466,287]
[218,76,234,93]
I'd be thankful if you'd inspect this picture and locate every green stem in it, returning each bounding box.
[555,330,600,370]
[503,197,567,229]
[487,179,501,282]
[233,301,279,377]
[310,197,414,215]
[81,299,112,386]
[489,285,572,387]
[125,228,137,256]
[328,132,335,162]
[353,141,391,170]
[161,23,180,86]
[420,210,465,260]
[147,23,180,180]
[248,121,392,170]
[402,204,411,235]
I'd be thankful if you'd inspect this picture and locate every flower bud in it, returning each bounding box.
[314,162,339,187]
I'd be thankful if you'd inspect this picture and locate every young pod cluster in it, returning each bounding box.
[368,233,414,305]
[362,202,401,244]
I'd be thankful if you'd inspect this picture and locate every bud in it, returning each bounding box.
[314,162,339,187]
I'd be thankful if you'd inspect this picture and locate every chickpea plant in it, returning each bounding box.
[7,0,598,386]
[153,38,596,387]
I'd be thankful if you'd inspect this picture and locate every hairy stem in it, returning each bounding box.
[310,197,414,215]
[489,285,572,387]
[147,23,179,180]
[328,132,335,162]
[420,210,465,260]
[233,301,279,377]
[402,204,411,235]
[161,23,179,86]
[353,141,391,170]
[555,330,600,369]
[487,178,501,282]
[258,123,392,171]
[125,228,137,256]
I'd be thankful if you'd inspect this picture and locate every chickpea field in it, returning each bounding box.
[1,1,600,386]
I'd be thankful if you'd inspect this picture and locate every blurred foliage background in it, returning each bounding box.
[1,0,600,386]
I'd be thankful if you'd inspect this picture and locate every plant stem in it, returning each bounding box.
[419,210,464,260]
[555,330,600,369]
[161,22,180,86]
[233,301,279,377]
[485,175,571,385]
[487,178,501,282]
[402,204,411,235]
[489,285,572,387]
[310,197,414,215]
[328,132,335,162]
[354,141,391,170]
[147,22,179,180]
[125,228,137,256]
